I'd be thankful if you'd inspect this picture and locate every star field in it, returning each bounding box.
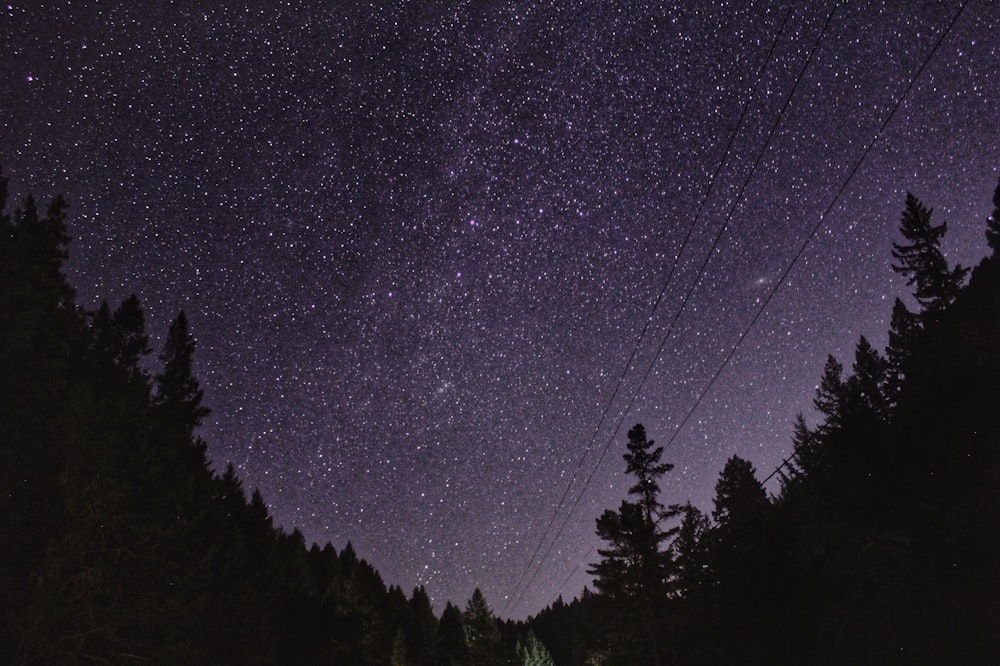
[3,1,998,618]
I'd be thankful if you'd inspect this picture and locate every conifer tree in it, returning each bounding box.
[814,355,846,428]
[590,426,677,600]
[891,193,967,313]
[405,585,438,666]
[709,456,771,608]
[91,295,151,382]
[463,588,507,665]
[847,335,889,421]
[391,628,411,666]
[712,456,769,529]
[517,630,556,666]
[155,310,210,431]
[788,412,819,480]
[435,601,467,666]
[671,502,712,596]
[986,176,1000,253]
[885,297,921,406]
[589,424,676,666]
[624,423,674,524]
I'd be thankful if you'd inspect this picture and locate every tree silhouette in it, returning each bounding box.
[518,630,557,666]
[589,424,677,666]
[986,176,1000,253]
[155,310,210,431]
[435,601,467,666]
[463,588,508,665]
[891,192,967,313]
[885,297,921,406]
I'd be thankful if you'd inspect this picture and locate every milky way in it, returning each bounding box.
[3,1,997,618]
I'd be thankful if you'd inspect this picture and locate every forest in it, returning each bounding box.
[2,170,998,664]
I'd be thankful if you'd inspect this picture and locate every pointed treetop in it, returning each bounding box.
[712,455,768,528]
[814,355,846,425]
[624,423,674,522]
[155,310,210,429]
[92,294,151,374]
[891,192,967,312]
[849,335,889,419]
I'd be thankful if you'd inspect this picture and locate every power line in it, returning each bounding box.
[517,0,838,614]
[500,4,796,618]
[546,0,971,608]
[502,3,822,618]
[661,0,972,452]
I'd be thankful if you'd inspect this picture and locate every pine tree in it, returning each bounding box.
[671,502,712,596]
[588,424,676,666]
[0,183,81,660]
[985,176,1000,253]
[517,630,556,666]
[709,456,771,607]
[91,295,152,383]
[814,355,847,428]
[788,412,819,480]
[435,601,467,666]
[846,335,889,421]
[712,456,769,529]
[885,297,921,407]
[463,588,507,666]
[405,585,438,666]
[891,192,967,313]
[391,628,411,666]
[624,423,674,524]
[155,310,210,431]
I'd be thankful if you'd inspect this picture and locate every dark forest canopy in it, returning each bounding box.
[2,171,999,664]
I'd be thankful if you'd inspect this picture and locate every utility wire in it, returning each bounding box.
[546,0,971,607]
[501,5,795,618]
[501,3,805,618]
[661,0,971,451]
[509,2,843,616]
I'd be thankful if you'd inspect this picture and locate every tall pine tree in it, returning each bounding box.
[588,424,676,666]
[891,193,967,313]
[155,310,210,432]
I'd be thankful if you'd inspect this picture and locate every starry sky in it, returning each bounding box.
[3,1,998,618]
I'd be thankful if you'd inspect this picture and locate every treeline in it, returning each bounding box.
[0,172,553,664]
[524,183,1000,665]
[3,170,999,664]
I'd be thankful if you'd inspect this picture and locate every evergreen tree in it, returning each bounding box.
[405,586,439,666]
[517,630,556,666]
[0,183,81,660]
[787,412,819,482]
[846,336,889,421]
[588,424,676,666]
[891,193,967,313]
[711,456,769,530]
[91,295,152,383]
[463,588,508,665]
[671,502,712,597]
[814,355,847,428]
[885,297,921,407]
[591,501,649,599]
[155,310,210,431]
[624,424,674,524]
[986,176,1000,253]
[392,628,412,666]
[708,456,774,659]
[435,601,467,666]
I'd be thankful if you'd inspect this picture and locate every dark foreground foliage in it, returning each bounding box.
[523,182,1000,665]
[2,171,998,664]
[0,172,548,665]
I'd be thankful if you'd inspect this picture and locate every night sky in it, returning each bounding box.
[3,1,998,618]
